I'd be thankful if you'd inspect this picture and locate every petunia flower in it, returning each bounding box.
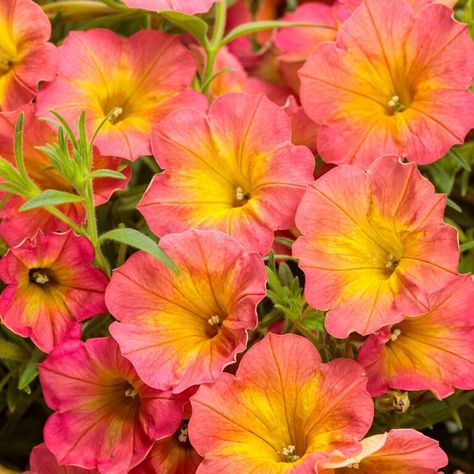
[0,0,57,111]
[120,0,216,14]
[130,420,203,474]
[0,105,129,247]
[138,93,314,255]
[39,337,190,474]
[27,443,97,474]
[107,229,266,393]
[36,29,206,161]
[188,333,374,473]
[299,0,474,167]
[316,429,448,473]
[293,156,459,338]
[0,231,108,352]
[358,274,474,399]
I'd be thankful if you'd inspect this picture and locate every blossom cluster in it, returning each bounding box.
[0,0,473,472]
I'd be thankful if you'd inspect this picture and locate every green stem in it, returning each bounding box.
[263,254,299,262]
[201,0,227,94]
[84,181,111,276]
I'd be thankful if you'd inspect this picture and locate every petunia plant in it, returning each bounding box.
[0,0,474,472]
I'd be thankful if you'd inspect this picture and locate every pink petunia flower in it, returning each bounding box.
[0,231,108,352]
[189,333,374,473]
[39,337,190,474]
[36,29,206,161]
[293,156,459,338]
[316,429,448,473]
[358,274,474,399]
[107,229,266,393]
[299,0,474,167]
[0,0,57,111]
[138,93,315,255]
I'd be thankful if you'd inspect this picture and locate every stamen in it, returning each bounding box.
[387,95,405,112]
[124,388,138,398]
[178,428,188,443]
[108,107,123,123]
[390,328,402,342]
[385,253,399,270]
[281,445,300,462]
[235,186,244,201]
[347,462,360,469]
[207,315,221,326]
[31,271,50,285]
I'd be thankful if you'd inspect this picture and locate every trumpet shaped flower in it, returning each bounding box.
[107,229,266,393]
[293,156,459,338]
[138,93,314,255]
[0,232,108,352]
[358,275,474,399]
[131,421,202,474]
[37,29,205,161]
[189,333,373,473]
[299,0,474,167]
[0,0,57,111]
[0,105,129,246]
[39,337,190,474]
[316,429,448,473]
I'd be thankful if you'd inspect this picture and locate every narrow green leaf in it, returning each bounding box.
[0,339,30,361]
[99,228,178,274]
[161,11,209,47]
[14,112,28,179]
[89,169,127,180]
[446,198,462,213]
[447,148,472,171]
[460,241,474,252]
[20,189,83,211]
[222,20,333,45]
[50,110,78,148]
[18,361,38,392]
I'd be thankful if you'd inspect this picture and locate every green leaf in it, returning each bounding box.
[222,20,331,45]
[460,241,474,252]
[89,169,127,180]
[18,361,38,393]
[99,228,178,274]
[447,148,472,171]
[20,190,83,211]
[161,11,209,46]
[0,339,29,361]
[446,198,462,213]
[299,310,326,332]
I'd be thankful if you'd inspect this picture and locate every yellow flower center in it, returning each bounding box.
[124,387,138,398]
